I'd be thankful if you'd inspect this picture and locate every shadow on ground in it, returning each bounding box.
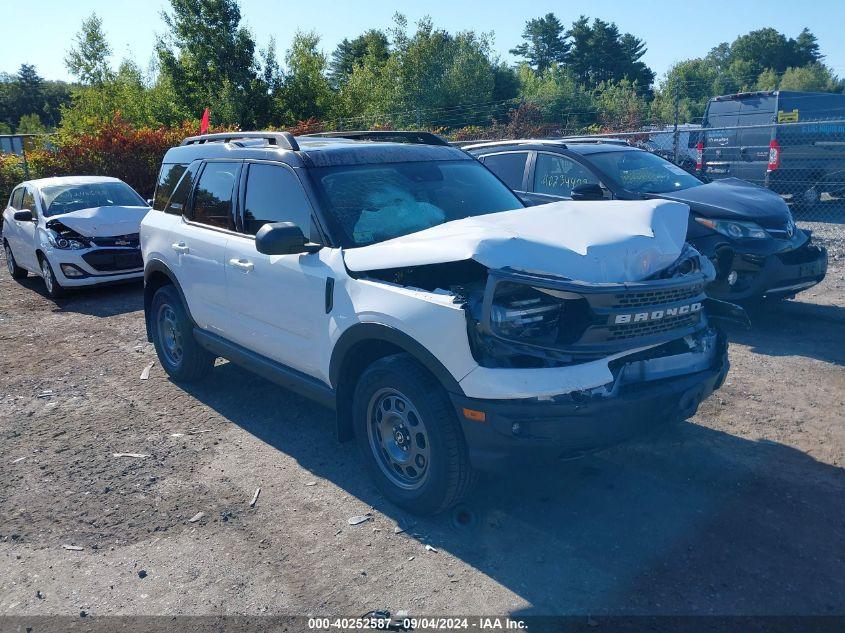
[723,299,845,366]
[14,274,143,317]
[179,357,844,616]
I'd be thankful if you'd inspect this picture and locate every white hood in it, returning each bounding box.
[343,199,690,283]
[48,206,150,237]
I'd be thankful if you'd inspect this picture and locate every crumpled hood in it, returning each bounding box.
[648,178,790,227]
[47,206,149,237]
[344,199,690,283]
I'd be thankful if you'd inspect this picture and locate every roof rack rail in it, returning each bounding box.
[558,137,629,145]
[302,130,450,146]
[180,131,299,151]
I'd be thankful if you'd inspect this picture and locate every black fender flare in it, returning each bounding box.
[329,322,465,395]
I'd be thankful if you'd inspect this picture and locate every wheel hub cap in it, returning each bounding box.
[366,388,430,490]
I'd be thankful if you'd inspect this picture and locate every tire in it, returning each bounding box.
[4,241,27,280]
[353,353,476,515]
[150,284,214,382]
[38,255,65,298]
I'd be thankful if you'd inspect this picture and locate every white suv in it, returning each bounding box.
[3,176,150,298]
[141,131,737,514]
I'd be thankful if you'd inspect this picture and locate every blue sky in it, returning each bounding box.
[3,0,845,82]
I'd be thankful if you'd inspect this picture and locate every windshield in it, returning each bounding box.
[310,160,524,247]
[40,182,147,217]
[588,150,704,194]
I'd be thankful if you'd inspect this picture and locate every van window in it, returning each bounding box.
[189,162,239,230]
[242,163,312,236]
[480,152,529,190]
[704,100,741,129]
[738,97,776,126]
[153,163,187,211]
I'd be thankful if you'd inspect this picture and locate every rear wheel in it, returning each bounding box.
[150,284,214,382]
[353,354,475,515]
[39,256,65,298]
[4,242,27,280]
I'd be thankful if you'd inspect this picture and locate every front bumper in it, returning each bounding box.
[692,234,828,301]
[450,332,729,469]
[46,247,144,287]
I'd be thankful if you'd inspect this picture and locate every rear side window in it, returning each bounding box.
[189,162,239,230]
[242,163,313,236]
[533,153,599,197]
[153,163,187,211]
[10,187,24,209]
[480,152,529,190]
[164,162,200,216]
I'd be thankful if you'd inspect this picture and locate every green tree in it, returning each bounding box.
[779,63,841,92]
[565,17,654,89]
[509,13,569,73]
[65,13,113,85]
[517,64,595,128]
[594,79,650,131]
[278,31,333,125]
[17,113,47,134]
[14,65,46,125]
[329,29,389,88]
[156,0,259,125]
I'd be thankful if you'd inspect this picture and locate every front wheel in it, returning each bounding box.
[39,256,65,298]
[150,285,214,382]
[4,242,27,280]
[353,354,475,515]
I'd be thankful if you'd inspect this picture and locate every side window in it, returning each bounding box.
[21,188,37,213]
[480,152,529,190]
[153,163,187,211]
[533,154,599,197]
[189,162,239,230]
[164,162,200,216]
[242,163,313,236]
[10,187,24,210]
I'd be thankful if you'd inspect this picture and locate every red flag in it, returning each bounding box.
[199,108,210,134]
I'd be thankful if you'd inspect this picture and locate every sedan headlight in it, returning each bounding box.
[694,217,769,239]
[47,229,89,250]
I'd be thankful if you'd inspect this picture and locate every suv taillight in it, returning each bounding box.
[767,140,781,171]
[695,142,704,170]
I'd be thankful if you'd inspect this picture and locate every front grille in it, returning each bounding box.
[777,245,822,265]
[612,282,705,308]
[90,233,140,247]
[607,313,701,341]
[82,249,143,272]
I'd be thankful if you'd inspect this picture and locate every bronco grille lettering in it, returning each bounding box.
[614,302,702,325]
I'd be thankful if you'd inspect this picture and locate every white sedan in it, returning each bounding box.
[2,176,151,298]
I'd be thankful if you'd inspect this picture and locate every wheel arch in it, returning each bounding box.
[329,323,465,442]
[143,259,193,342]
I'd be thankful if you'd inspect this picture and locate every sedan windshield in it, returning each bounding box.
[311,160,524,247]
[40,182,147,217]
[588,150,704,194]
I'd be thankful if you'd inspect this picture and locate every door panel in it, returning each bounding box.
[17,187,39,271]
[224,234,335,379]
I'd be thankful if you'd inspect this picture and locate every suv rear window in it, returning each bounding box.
[311,160,523,247]
[154,163,187,211]
[188,162,239,230]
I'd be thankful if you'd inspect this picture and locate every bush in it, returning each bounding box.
[0,153,26,206]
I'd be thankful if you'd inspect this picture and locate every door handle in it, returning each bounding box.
[229,258,254,273]
[171,242,190,254]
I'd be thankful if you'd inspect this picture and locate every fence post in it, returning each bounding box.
[672,83,680,164]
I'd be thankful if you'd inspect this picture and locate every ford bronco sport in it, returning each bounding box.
[141,131,737,515]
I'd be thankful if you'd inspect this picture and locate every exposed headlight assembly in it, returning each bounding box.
[47,229,89,250]
[488,282,562,342]
[694,217,769,239]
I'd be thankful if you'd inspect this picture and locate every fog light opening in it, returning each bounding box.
[60,264,85,278]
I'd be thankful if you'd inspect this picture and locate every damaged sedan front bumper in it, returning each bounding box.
[450,329,729,469]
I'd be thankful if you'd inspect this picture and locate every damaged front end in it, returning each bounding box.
[459,245,739,373]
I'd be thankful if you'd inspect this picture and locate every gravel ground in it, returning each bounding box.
[0,234,843,619]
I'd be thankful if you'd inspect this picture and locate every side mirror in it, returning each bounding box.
[13,210,34,222]
[570,183,605,201]
[255,222,322,255]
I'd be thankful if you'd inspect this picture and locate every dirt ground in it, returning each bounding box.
[0,223,843,620]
